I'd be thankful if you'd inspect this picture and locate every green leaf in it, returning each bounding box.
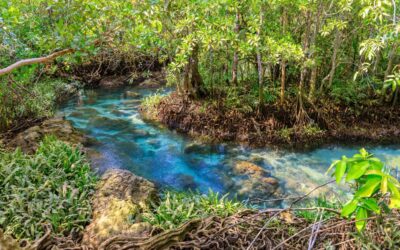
[363,198,380,214]
[381,176,388,194]
[341,199,358,217]
[355,207,368,232]
[346,161,369,181]
[389,197,400,209]
[326,160,339,174]
[388,181,400,198]
[355,176,381,198]
[335,160,347,184]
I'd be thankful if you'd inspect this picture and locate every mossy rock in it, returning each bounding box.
[82,169,158,248]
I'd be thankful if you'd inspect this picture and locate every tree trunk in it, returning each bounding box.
[232,9,240,86]
[327,29,341,89]
[280,8,288,105]
[257,6,264,107]
[280,60,286,104]
[189,44,204,98]
[384,43,398,80]
[308,3,323,99]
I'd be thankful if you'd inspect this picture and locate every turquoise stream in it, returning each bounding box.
[58,87,400,206]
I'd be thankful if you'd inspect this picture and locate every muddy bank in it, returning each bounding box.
[144,92,400,149]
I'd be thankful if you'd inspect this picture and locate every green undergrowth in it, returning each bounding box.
[0,77,69,132]
[0,136,97,240]
[142,190,247,230]
[295,196,342,223]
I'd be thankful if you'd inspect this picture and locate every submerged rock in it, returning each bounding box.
[230,161,280,201]
[174,174,197,189]
[125,91,141,98]
[88,116,131,130]
[138,78,161,88]
[83,169,157,248]
[184,142,211,154]
[233,161,271,177]
[6,117,87,153]
[99,75,127,88]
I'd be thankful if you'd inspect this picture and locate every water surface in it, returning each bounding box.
[58,87,400,206]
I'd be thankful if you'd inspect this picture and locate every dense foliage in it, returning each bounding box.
[1,0,399,132]
[0,136,97,240]
[328,148,400,231]
[143,190,245,230]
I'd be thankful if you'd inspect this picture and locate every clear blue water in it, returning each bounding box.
[58,86,400,206]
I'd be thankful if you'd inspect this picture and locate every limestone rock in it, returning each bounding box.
[83,169,158,248]
[7,117,87,153]
[231,161,280,200]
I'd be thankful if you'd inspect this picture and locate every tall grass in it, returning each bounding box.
[0,136,97,240]
[142,190,246,230]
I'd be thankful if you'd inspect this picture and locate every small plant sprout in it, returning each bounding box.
[327,148,400,231]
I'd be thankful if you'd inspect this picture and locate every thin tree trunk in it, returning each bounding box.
[296,10,311,125]
[308,3,323,99]
[327,29,341,89]
[232,9,240,86]
[257,6,264,107]
[280,8,288,105]
[189,44,204,98]
[384,43,398,80]
[0,49,74,76]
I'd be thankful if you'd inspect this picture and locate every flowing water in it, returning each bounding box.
[58,86,400,206]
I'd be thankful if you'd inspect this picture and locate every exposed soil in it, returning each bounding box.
[150,92,400,149]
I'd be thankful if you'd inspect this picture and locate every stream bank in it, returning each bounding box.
[145,91,400,149]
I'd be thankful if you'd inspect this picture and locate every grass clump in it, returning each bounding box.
[140,93,165,120]
[143,190,247,230]
[0,136,97,240]
[295,196,341,223]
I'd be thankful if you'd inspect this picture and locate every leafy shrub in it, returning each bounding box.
[330,81,369,105]
[302,124,325,137]
[0,78,68,132]
[142,190,246,230]
[278,127,293,141]
[327,148,400,231]
[0,136,97,240]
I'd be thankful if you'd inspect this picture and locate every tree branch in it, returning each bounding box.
[0,48,75,77]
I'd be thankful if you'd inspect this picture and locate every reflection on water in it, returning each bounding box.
[58,87,400,207]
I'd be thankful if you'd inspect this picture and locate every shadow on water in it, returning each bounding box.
[58,86,400,207]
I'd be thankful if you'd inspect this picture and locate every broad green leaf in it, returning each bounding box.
[355,207,367,232]
[368,160,383,170]
[335,160,347,183]
[355,176,381,198]
[363,198,380,214]
[388,181,400,198]
[326,160,339,174]
[346,161,369,181]
[389,197,400,209]
[341,199,358,217]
